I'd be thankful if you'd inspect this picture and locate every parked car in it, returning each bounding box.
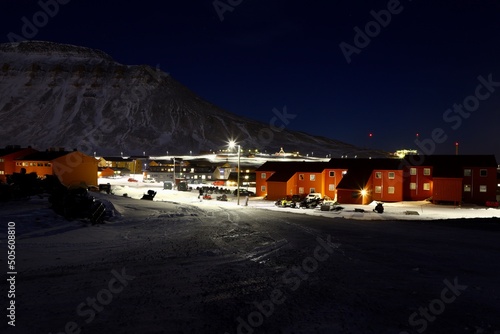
[127,178,138,182]
[305,193,322,200]
[233,189,255,197]
[143,178,157,183]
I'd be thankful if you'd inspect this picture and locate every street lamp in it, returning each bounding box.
[172,157,175,188]
[229,140,241,205]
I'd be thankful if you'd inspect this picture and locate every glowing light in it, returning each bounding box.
[360,189,367,196]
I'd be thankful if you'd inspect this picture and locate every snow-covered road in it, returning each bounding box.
[1,189,499,333]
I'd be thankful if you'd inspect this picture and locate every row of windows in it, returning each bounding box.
[15,162,51,167]
[464,169,488,177]
[409,168,432,176]
[260,168,490,183]
[260,184,488,193]
[464,185,487,192]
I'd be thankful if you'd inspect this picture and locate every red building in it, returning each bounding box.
[256,155,498,205]
[0,145,38,182]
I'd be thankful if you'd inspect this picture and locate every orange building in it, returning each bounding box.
[256,155,498,205]
[0,146,38,182]
[15,149,98,186]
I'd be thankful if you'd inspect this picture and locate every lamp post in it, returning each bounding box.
[229,141,241,205]
[172,157,175,189]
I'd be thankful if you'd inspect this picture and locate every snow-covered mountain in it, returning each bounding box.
[0,41,385,157]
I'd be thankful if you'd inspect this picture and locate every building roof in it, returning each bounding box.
[16,150,71,161]
[336,168,373,190]
[101,156,135,162]
[0,146,35,157]
[403,155,498,177]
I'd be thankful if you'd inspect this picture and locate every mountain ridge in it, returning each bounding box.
[0,41,388,158]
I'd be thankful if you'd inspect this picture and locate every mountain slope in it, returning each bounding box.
[0,41,386,157]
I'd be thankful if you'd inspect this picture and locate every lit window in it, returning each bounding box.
[480,185,487,192]
[261,173,266,179]
[299,174,304,180]
[261,186,266,192]
[328,184,335,191]
[410,183,416,190]
[423,168,431,176]
[410,168,416,175]
[0,171,4,175]
[310,174,316,181]
[464,169,471,177]
[480,169,487,177]
[375,186,381,193]
[423,183,430,191]
[387,186,395,194]
[464,184,471,192]
[388,172,395,179]
[299,187,304,194]
[329,171,335,177]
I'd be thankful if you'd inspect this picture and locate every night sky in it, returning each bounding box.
[1,1,500,160]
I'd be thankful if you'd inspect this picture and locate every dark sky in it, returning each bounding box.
[1,0,500,160]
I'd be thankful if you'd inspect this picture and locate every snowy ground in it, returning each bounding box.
[1,177,499,333]
[104,175,500,221]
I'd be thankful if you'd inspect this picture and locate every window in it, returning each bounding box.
[0,171,4,175]
[464,184,471,192]
[480,185,487,192]
[410,168,416,175]
[423,183,431,191]
[299,187,304,194]
[375,172,382,179]
[261,186,266,192]
[388,172,395,179]
[0,158,3,162]
[423,168,431,176]
[310,188,316,193]
[480,169,487,177]
[310,174,316,181]
[464,169,471,177]
[261,173,266,179]
[375,186,381,193]
[387,186,395,194]
[410,183,416,190]
[351,191,358,198]
[329,171,335,177]
[299,174,304,180]
[328,184,335,191]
